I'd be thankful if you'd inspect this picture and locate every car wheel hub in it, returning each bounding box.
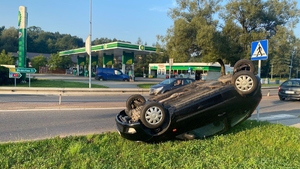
[145,106,163,125]
[235,75,253,91]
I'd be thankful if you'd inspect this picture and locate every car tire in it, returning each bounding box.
[140,102,166,129]
[233,59,255,74]
[232,71,258,96]
[99,77,103,81]
[126,94,146,110]
[279,96,285,101]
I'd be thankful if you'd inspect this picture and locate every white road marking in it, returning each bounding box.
[259,114,298,121]
[0,107,125,112]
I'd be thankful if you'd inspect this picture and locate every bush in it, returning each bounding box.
[0,66,22,86]
[0,66,12,85]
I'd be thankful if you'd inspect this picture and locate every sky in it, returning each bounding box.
[0,0,299,46]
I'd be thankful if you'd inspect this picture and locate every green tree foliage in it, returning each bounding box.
[0,49,15,65]
[48,53,73,70]
[30,54,47,73]
[160,0,300,78]
[160,0,221,63]
[92,37,130,45]
[0,27,18,53]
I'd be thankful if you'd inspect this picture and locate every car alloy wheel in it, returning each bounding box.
[140,102,166,129]
[232,71,258,96]
[145,106,163,125]
[235,75,254,92]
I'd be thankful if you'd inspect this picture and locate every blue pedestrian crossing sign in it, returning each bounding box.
[188,67,191,73]
[251,40,268,61]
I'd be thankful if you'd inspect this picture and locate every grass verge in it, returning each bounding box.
[4,79,108,88]
[1,120,300,168]
[137,83,158,88]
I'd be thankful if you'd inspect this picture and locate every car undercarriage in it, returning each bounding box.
[116,59,262,142]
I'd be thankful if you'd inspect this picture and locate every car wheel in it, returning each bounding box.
[126,94,146,110]
[279,96,285,101]
[233,59,255,74]
[232,71,258,96]
[140,102,166,129]
[99,77,103,81]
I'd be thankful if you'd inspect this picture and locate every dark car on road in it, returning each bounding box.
[116,59,262,143]
[150,78,195,95]
[278,78,300,101]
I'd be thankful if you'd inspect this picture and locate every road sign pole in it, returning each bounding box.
[14,78,16,87]
[29,73,31,87]
[256,60,261,122]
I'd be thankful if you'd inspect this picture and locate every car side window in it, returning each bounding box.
[185,79,191,84]
[115,70,122,75]
[174,80,181,86]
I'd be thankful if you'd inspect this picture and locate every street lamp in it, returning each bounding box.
[289,47,297,79]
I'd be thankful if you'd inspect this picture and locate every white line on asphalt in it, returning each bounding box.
[0,107,126,112]
[259,114,297,121]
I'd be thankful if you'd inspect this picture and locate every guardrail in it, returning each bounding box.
[0,87,150,104]
[0,87,150,96]
[0,87,278,105]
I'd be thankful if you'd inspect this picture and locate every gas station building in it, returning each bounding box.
[59,42,157,78]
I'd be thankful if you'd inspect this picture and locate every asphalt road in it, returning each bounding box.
[0,94,299,142]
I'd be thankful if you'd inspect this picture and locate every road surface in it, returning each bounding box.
[0,94,299,142]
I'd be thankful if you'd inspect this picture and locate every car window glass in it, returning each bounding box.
[174,80,181,86]
[282,80,300,87]
[114,70,122,75]
[160,79,175,84]
[292,81,300,86]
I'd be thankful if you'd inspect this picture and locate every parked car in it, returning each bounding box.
[278,78,300,101]
[150,78,195,95]
[115,59,262,143]
[95,68,129,81]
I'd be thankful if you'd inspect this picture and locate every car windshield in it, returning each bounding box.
[282,80,300,87]
[160,79,176,84]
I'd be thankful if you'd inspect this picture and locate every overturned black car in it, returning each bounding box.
[116,59,262,143]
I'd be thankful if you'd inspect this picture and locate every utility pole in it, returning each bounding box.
[88,0,92,88]
[271,64,273,80]
[289,47,295,79]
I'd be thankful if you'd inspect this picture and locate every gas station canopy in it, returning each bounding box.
[59,42,157,57]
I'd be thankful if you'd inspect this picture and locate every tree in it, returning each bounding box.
[0,27,18,53]
[0,49,15,65]
[160,0,221,63]
[221,0,300,76]
[31,54,47,73]
[136,37,143,45]
[48,53,73,70]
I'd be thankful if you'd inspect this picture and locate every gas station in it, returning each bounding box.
[59,42,157,80]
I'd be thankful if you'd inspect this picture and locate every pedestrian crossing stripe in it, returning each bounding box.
[251,40,268,61]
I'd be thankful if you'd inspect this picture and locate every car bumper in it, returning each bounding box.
[278,92,300,100]
[115,110,153,142]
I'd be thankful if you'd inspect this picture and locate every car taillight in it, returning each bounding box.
[279,86,281,92]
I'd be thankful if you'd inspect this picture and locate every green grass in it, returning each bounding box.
[5,79,108,88]
[1,120,300,168]
[137,83,158,88]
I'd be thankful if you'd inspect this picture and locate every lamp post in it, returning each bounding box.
[271,64,273,80]
[289,47,296,79]
[88,0,92,88]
